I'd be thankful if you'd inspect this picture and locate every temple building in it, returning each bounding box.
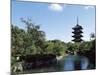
[72,18,83,43]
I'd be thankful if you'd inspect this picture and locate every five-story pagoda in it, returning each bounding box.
[72,18,83,43]
[72,18,83,55]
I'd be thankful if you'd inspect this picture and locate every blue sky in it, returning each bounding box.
[11,1,95,42]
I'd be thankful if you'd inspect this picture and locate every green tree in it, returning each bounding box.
[90,33,95,41]
[45,40,66,56]
[11,25,25,56]
[21,18,46,54]
[11,18,46,56]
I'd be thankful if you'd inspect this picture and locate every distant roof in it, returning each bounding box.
[72,25,83,29]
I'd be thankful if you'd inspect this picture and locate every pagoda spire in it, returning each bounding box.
[77,17,79,25]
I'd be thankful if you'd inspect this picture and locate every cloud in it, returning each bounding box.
[48,4,63,12]
[84,6,94,10]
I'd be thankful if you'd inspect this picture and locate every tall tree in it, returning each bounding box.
[11,25,25,56]
[21,18,46,54]
[90,33,95,41]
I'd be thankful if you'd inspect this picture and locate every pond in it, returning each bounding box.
[22,55,95,74]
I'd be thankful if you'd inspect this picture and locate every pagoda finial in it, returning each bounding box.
[77,16,79,25]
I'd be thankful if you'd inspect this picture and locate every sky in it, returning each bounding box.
[11,0,96,43]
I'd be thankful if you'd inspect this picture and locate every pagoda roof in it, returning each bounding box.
[72,39,83,42]
[72,31,83,33]
[72,25,83,30]
[72,35,83,37]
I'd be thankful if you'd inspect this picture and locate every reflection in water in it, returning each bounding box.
[64,57,74,71]
[81,57,89,69]
[62,55,89,71]
[22,55,92,74]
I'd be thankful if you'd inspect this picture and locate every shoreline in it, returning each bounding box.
[56,54,69,60]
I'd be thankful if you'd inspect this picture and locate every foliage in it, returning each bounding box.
[66,42,78,52]
[11,19,46,57]
[11,18,95,59]
[11,25,25,56]
[45,40,66,56]
[90,33,95,41]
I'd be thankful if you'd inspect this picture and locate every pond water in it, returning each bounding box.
[56,55,89,71]
[22,55,94,74]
